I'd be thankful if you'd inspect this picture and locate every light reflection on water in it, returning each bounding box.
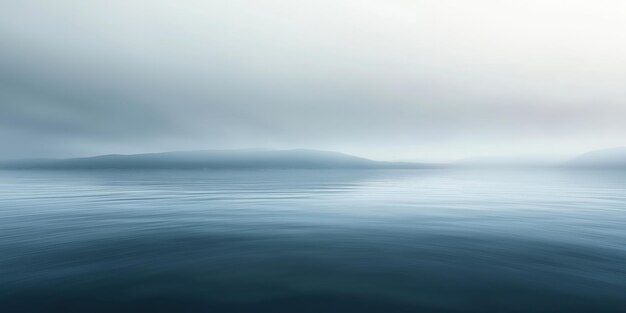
[0,169,625,312]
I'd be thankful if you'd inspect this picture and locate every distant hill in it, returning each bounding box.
[0,149,441,170]
[567,147,626,168]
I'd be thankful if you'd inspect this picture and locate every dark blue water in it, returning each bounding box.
[1,169,625,312]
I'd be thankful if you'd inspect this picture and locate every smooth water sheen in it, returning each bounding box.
[1,169,625,312]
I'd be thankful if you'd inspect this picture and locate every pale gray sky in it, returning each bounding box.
[1,0,625,161]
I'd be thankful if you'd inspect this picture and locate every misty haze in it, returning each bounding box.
[1,1,626,313]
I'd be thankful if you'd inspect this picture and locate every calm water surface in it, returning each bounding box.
[1,169,625,312]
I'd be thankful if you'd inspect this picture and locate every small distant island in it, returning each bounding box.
[0,149,441,170]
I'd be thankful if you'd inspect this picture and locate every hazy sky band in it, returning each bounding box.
[1,0,625,161]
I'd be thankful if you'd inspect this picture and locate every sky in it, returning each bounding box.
[1,0,625,162]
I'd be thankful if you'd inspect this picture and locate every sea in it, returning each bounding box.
[1,169,625,312]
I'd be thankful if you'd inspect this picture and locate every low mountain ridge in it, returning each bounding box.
[0,149,439,170]
[567,147,626,168]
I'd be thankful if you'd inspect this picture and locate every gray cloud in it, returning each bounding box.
[1,0,626,161]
